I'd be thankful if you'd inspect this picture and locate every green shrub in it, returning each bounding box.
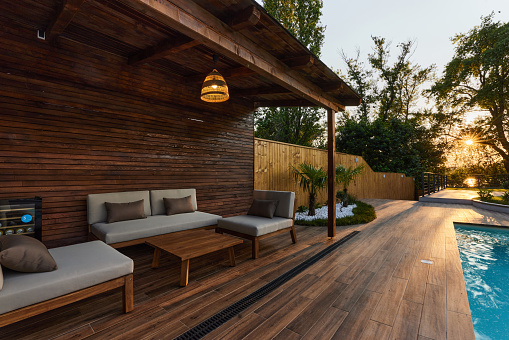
[503,181,509,189]
[296,205,308,213]
[315,202,323,209]
[477,189,494,200]
[502,192,509,202]
[336,190,357,206]
[295,201,376,226]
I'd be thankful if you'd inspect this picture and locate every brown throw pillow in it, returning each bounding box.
[105,199,146,223]
[247,199,279,219]
[164,196,195,215]
[0,235,58,273]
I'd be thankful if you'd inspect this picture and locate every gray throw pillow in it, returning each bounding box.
[105,199,146,223]
[0,235,58,273]
[247,199,279,218]
[0,264,3,291]
[164,196,195,215]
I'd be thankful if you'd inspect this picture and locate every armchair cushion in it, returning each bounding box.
[247,199,278,219]
[218,215,293,237]
[253,190,295,219]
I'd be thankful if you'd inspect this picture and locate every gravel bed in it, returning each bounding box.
[295,203,356,221]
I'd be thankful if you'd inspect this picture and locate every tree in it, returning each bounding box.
[340,49,376,120]
[431,14,509,172]
[335,117,445,177]
[341,36,434,122]
[255,0,326,147]
[255,107,324,147]
[291,163,327,216]
[335,164,364,206]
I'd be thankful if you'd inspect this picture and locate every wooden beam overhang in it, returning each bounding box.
[233,86,291,96]
[121,0,345,111]
[254,99,317,108]
[183,55,316,85]
[128,37,201,65]
[45,0,86,41]
[230,5,261,31]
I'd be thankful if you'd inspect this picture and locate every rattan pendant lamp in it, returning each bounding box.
[201,54,229,103]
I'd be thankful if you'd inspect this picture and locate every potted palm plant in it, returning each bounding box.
[335,164,365,207]
[291,163,327,216]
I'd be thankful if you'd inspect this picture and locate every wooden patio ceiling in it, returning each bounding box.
[2,0,361,111]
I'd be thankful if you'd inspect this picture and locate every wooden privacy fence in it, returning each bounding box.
[254,138,415,208]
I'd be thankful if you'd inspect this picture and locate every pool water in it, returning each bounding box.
[454,224,509,340]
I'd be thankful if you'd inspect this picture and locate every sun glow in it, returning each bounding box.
[465,139,474,146]
[465,177,477,187]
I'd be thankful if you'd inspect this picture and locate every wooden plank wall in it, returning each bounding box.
[254,138,415,208]
[0,20,254,248]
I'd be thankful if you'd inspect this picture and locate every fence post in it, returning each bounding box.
[422,173,425,197]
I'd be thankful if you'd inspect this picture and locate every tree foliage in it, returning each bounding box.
[256,0,326,147]
[338,37,444,178]
[263,0,325,56]
[336,117,446,177]
[341,36,435,122]
[255,107,325,146]
[431,14,509,172]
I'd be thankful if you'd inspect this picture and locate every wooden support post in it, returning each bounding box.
[327,108,336,238]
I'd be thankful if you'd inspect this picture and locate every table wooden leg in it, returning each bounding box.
[152,248,161,268]
[228,247,236,267]
[180,259,190,287]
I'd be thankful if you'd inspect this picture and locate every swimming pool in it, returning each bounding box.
[454,223,509,340]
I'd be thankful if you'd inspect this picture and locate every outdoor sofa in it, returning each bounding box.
[87,189,222,248]
[0,240,133,327]
[216,190,297,258]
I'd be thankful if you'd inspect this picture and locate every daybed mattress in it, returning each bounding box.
[0,241,133,315]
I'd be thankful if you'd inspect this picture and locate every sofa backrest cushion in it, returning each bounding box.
[253,190,295,219]
[88,191,151,224]
[150,189,197,215]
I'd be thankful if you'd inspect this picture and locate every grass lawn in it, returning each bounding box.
[446,187,505,191]
[295,201,376,226]
[475,196,509,206]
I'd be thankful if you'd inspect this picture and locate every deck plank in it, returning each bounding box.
[419,284,446,340]
[370,276,408,326]
[389,299,423,340]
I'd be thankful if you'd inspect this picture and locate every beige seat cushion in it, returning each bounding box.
[218,215,293,237]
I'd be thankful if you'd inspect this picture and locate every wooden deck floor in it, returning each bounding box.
[3,199,509,340]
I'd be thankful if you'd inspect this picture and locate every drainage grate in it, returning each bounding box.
[173,231,360,340]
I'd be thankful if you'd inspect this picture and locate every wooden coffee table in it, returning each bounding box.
[146,229,243,287]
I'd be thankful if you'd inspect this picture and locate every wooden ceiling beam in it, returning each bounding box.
[182,66,257,84]
[234,86,291,96]
[254,99,318,107]
[128,37,201,65]
[121,0,345,111]
[183,56,316,85]
[45,0,86,41]
[230,6,261,31]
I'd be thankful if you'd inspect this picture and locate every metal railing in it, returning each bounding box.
[421,172,447,196]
